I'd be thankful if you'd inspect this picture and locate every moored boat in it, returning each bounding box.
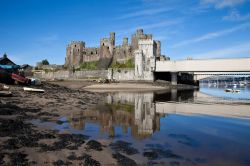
[225,89,233,92]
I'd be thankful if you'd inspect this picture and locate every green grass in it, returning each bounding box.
[110,59,134,69]
[79,61,98,70]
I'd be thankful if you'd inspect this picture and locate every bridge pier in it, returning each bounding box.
[171,72,178,85]
[171,89,177,101]
[193,75,199,86]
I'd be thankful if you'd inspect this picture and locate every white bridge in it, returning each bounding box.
[154,58,250,84]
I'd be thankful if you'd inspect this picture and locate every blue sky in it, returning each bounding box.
[0,0,250,65]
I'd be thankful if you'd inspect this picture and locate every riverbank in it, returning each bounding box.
[50,80,198,92]
[0,82,112,165]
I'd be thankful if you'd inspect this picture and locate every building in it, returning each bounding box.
[65,29,161,69]
[0,56,16,65]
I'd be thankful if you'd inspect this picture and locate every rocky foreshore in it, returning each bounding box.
[0,81,199,165]
[0,82,111,165]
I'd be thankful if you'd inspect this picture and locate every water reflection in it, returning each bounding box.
[67,88,250,140]
[69,92,162,139]
[34,87,250,165]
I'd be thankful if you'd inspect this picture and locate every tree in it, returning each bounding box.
[41,59,49,65]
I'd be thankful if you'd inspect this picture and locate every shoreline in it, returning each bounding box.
[49,80,198,92]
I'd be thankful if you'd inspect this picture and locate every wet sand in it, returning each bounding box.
[51,80,197,92]
[83,83,167,92]
[0,82,122,165]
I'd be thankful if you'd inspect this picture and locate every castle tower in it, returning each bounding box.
[65,41,85,68]
[156,41,161,58]
[122,37,128,47]
[110,32,115,47]
[136,29,144,36]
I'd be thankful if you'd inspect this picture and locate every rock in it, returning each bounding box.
[80,154,101,166]
[53,160,72,166]
[110,140,138,155]
[112,153,137,166]
[143,151,158,160]
[86,140,103,151]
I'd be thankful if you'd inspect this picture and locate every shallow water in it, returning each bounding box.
[34,84,250,165]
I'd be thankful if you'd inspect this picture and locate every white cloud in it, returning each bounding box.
[223,9,250,21]
[172,22,250,48]
[189,41,250,58]
[200,0,246,9]
[117,7,172,20]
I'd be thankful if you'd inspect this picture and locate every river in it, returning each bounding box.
[37,84,250,165]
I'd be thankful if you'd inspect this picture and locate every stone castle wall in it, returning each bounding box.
[65,29,161,68]
[34,70,108,80]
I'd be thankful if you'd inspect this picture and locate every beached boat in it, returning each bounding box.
[11,73,29,84]
[0,91,12,97]
[23,87,45,93]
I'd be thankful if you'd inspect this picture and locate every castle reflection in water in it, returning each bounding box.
[68,89,196,139]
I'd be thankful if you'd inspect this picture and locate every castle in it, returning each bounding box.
[65,29,162,68]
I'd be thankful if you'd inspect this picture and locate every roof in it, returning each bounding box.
[0,57,16,65]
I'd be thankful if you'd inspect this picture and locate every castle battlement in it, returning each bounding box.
[65,29,161,69]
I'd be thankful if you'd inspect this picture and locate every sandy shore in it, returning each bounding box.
[83,83,167,92]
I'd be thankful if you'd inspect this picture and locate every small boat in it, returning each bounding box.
[0,84,9,91]
[233,89,240,93]
[225,89,233,92]
[239,81,247,86]
[11,73,29,84]
[224,89,240,93]
[23,87,45,93]
[0,91,12,97]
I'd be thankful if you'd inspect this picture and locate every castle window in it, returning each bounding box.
[96,51,98,54]
[78,49,79,52]
[75,45,76,47]
[103,43,105,46]
[107,47,109,49]
[91,51,93,55]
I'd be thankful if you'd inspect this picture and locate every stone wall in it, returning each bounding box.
[109,68,135,81]
[107,68,154,81]
[34,70,108,80]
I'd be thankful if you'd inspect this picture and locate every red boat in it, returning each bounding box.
[11,73,29,84]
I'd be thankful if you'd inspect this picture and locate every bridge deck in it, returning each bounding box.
[156,58,250,72]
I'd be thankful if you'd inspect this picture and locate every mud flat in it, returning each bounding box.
[0,83,121,165]
[0,82,163,165]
